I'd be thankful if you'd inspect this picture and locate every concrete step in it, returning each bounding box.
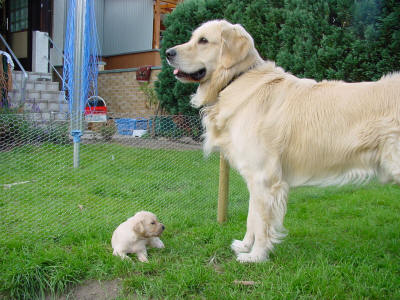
[9,89,65,102]
[21,97,68,105]
[20,101,69,113]
[26,112,69,122]
[12,80,59,92]
[10,96,68,112]
[12,70,52,82]
[9,71,70,123]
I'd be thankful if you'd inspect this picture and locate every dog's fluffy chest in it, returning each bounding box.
[202,103,269,173]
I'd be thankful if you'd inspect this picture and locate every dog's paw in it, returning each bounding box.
[236,252,267,263]
[138,256,149,263]
[137,252,149,263]
[231,239,251,255]
[154,240,165,249]
[150,238,165,248]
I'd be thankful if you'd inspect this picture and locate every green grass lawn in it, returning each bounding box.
[1,143,399,299]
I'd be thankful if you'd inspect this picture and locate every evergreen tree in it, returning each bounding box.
[156,0,400,114]
[155,0,225,115]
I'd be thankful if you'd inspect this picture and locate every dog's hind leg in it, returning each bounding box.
[378,134,400,185]
[113,249,131,261]
[236,172,288,263]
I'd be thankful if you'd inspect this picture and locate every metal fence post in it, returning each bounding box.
[71,0,86,168]
[217,153,229,223]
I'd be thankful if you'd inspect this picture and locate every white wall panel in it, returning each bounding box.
[103,0,154,56]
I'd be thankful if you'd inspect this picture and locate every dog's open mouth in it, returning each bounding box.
[173,68,206,82]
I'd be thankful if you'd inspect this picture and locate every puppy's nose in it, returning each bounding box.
[162,225,165,231]
[166,48,176,60]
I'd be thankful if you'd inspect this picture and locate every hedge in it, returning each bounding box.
[155,0,400,115]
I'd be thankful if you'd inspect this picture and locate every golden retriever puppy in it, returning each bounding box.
[166,20,400,263]
[111,211,165,262]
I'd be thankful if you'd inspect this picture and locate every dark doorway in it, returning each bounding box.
[2,0,52,72]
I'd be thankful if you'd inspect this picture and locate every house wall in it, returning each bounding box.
[51,0,67,67]
[97,68,161,117]
[103,50,160,70]
[103,0,154,56]
[51,0,155,66]
[94,0,105,53]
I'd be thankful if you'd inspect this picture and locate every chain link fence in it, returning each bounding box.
[0,112,249,244]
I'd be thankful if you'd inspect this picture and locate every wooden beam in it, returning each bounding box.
[153,0,161,49]
[160,3,176,9]
[160,8,173,14]
[161,0,180,5]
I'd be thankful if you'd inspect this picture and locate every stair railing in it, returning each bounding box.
[44,33,69,85]
[44,56,65,86]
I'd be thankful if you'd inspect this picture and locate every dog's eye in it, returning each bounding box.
[198,37,208,44]
[151,221,156,225]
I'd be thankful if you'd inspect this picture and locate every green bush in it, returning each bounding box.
[99,121,117,141]
[149,115,203,141]
[0,109,70,149]
[156,0,400,114]
[155,0,226,116]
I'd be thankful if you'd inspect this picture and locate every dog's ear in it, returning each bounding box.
[220,24,251,69]
[133,220,145,235]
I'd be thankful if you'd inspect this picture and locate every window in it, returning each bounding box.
[10,0,28,32]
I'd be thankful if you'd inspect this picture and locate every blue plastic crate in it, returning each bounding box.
[136,119,152,130]
[115,118,135,135]
[115,118,152,135]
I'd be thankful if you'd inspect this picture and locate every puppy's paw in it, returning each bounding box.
[155,240,165,248]
[236,252,267,263]
[231,239,251,255]
[150,237,165,249]
[137,253,149,263]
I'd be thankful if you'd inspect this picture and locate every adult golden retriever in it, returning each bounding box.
[166,20,400,263]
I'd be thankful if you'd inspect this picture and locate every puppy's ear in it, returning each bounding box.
[133,220,145,235]
[220,24,251,69]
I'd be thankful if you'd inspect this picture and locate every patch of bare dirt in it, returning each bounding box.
[47,279,124,300]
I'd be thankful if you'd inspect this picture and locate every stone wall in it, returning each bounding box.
[97,67,161,118]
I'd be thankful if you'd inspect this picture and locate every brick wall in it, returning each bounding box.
[97,68,161,118]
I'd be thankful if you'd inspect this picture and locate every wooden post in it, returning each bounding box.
[217,153,230,223]
[153,0,161,49]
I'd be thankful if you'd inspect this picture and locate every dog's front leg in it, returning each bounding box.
[236,175,288,263]
[231,195,255,254]
[148,237,165,249]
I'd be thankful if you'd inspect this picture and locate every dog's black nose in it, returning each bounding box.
[166,48,176,59]
[162,225,165,230]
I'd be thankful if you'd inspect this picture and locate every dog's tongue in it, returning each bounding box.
[173,69,179,75]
